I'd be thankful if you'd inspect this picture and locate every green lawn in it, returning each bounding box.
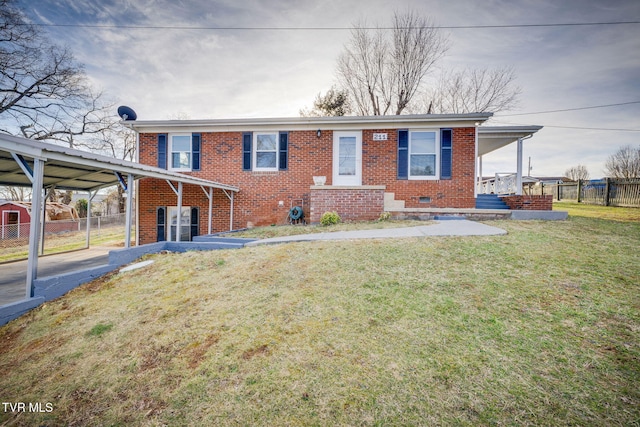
[554,201,640,222]
[0,215,638,426]
[0,226,132,263]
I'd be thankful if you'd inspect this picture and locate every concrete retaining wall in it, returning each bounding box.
[0,238,253,327]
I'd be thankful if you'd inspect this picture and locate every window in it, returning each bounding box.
[160,133,200,171]
[409,131,438,179]
[157,206,199,242]
[243,132,288,172]
[397,129,451,180]
[170,134,192,170]
[254,132,278,170]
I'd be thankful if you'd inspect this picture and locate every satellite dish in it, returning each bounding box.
[117,105,137,121]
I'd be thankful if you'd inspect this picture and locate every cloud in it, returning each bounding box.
[14,0,640,176]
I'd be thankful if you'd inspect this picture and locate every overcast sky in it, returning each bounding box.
[16,0,640,177]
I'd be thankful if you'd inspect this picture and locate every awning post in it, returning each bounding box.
[86,190,95,248]
[176,182,183,242]
[26,158,45,298]
[40,187,54,256]
[125,174,134,247]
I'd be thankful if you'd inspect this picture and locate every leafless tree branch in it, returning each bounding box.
[604,145,640,178]
[336,10,449,116]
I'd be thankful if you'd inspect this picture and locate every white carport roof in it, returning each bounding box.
[0,132,239,301]
[0,133,239,192]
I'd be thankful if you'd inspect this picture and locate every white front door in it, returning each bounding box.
[333,131,362,186]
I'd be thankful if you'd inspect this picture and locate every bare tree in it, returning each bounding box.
[427,67,521,114]
[0,186,30,201]
[336,10,449,115]
[564,164,590,181]
[0,0,117,145]
[604,145,640,179]
[300,86,351,117]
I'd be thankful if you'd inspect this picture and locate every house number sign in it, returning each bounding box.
[373,133,388,141]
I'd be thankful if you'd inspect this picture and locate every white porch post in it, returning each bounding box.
[478,156,483,195]
[26,158,45,298]
[516,137,523,196]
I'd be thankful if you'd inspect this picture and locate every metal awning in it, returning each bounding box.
[0,133,239,300]
[478,125,543,156]
[0,133,238,192]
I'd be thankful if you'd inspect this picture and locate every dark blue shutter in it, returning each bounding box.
[192,133,201,171]
[242,132,252,171]
[157,207,166,242]
[397,130,409,180]
[158,134,167,169]
[440,129,452,180]
[190,207,199,240]
[279,132,288,171]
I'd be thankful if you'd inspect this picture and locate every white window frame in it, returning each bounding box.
[169,133,192,171]
[333,131,362,186]
[168,206,191,241]
[253,132,279,171]
[408,129,440,180]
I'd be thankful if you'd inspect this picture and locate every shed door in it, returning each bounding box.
[2,211,20,239]
[333,131,362,186]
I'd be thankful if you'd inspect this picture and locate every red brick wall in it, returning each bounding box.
[137,127,477,243]
[310,187,385,223]
[362,128,476,208]
[501,195,553,210]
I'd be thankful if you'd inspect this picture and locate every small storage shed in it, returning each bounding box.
[0,201,80,238]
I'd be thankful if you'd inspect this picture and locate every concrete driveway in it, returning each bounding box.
[0,246,111,305]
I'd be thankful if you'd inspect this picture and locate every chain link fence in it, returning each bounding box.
[0,213,132,262]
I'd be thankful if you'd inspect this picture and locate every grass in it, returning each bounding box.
[0,214,638,425]
[554,201,640,222]
[0,226,132,263]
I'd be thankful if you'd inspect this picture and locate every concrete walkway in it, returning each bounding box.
[246,219,506,246]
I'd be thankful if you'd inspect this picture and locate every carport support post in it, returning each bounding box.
[26,158,45,298]
[86,190,98,248]
[40,187,53,255]
[201,186,213,235]
[230,191,234,231]
[176,182,183,242]
[125,174,133,247]
[208,188,213,235]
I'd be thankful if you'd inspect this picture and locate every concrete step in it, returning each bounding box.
[476,194,509,210]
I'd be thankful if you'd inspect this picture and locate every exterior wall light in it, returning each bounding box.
[317,129,322,138]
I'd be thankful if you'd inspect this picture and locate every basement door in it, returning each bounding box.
[168,206,191,242]
[333,131,362,186]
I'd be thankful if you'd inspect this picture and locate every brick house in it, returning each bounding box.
[126,114,543,244]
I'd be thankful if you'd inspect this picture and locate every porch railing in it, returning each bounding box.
[477,173,518,195]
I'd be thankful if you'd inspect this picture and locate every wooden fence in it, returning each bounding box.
[532,178,640,207]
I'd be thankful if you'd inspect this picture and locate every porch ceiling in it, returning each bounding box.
[478,125,543,156]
